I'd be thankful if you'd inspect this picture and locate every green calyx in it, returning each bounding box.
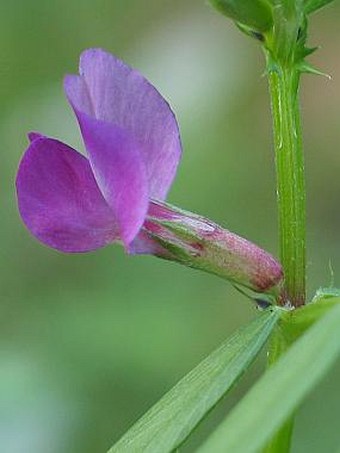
[143,202,284,299]
[209,0,273,33]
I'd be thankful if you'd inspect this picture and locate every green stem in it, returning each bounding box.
[262,417,295,453]
[268,63,306,307]
[264,51,307,451]
[263,327,295,453]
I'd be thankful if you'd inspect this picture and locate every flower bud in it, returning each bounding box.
[132,201,283,297]
[210,0,273,33]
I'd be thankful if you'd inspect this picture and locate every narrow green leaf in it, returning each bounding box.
[262,296,340,452]
[108,308,281,453]
[305,0,335,14]
[198,303,340,453]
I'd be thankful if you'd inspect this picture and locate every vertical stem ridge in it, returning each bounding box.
[268,65,306,307]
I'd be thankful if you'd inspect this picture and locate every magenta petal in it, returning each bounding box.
[16,137,119,252]
[64,48,182,200]
[73,111,149,246]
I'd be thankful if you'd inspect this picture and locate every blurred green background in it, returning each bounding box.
[1,1,340,452]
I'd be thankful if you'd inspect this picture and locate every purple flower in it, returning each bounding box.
[16,48,283,297]
[16,48,182,252]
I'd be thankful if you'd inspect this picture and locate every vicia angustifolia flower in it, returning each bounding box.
[16,48,283,296]
[16,48,181,251]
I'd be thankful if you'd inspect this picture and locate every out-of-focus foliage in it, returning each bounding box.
[1,1,340,452]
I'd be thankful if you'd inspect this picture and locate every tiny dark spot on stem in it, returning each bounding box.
[255,298,272,310]
[297,27,303,42]
[250,30,264,42]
